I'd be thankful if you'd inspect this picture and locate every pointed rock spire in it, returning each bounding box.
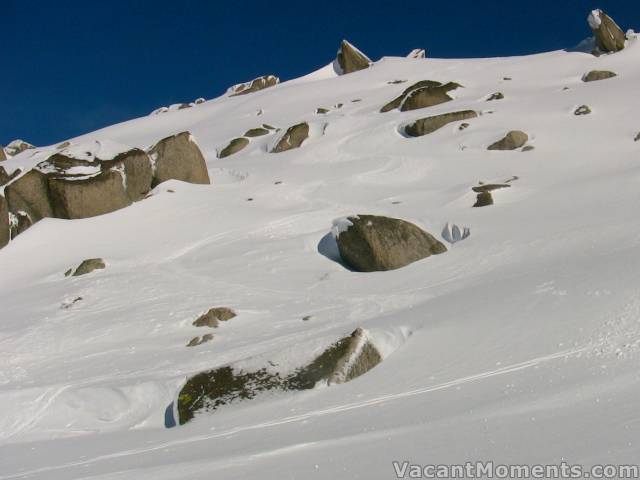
[336,40,371,74]
[588,9,626,53]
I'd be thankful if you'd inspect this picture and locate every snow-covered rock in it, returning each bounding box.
[4,139,35,157]
[228,75,279,96]
[588,9,626,53]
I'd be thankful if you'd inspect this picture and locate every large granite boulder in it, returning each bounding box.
[332,215,447,272]
[270,122,309,153]
[588,9,626,53]
[487,131,528,150]
[228,75,279,96]
[4,170,54,229]
[380,81,461,113]
[0,195,9,249]
[5,139,35,157]
[176,327,381,424]
[0,146,6,162]
[582,70,617,82]
[218,138,249,158]
[336,40,371,74]
[405,110,477,137]
[148,132,210,187]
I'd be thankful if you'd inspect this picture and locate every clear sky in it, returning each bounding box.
[1,0,636,147]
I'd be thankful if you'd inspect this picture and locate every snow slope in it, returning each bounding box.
[1,35,640,479]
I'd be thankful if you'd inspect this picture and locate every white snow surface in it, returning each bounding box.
[2,38,640,479]
[588,9,602,30]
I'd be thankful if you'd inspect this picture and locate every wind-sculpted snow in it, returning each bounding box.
[1,22,640,480]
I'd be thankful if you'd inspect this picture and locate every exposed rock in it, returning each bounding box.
[473,192,494,207]
[334,103,343,109]
[176,327,381,424]
[229,75,279,96]
[487,92,504,101]
[178,103,191,110]
[472,183,511,208]
[5,139,35,157]
[574,105,591,116]
[459,123,470,131]
[522,145,535,152]
[0,195,9,249]
[588,9,626,53]
[336,40,371,74]
[115,149,153,201]
[0,166,21,187]
[149,132,210,187]
[262,124,276,130]
[635,132,640,142]
[0,146,5,162]
[218,138,249,158]
[387,80,407,85]
[5,170,53,229]
[487,131,528,150]
[582,70,617,82]
[407,48,426,59]
[194,98,205,105]
[380,80,461,113]
[316,108,329,114]
[332,215,446,272]
[270,122,310,153]
[244,127,270,137]
[10,212,31,238]
[70,258,106,277]
[187,334,214,347]
[192,307,237,328]
[404,110,477,137]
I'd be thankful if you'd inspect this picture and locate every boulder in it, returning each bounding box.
[0,195,9,249]
[218,138,249,158]
[149,132,210,187]
[48,168,131,219]
[582,70,617,82]
[588,9,626,53]
[244,127,270,137]
[487,131,528,150]
[316,108,330,114]
[574,105,591,116]
[336,40,371,74]
[0,146,5,162]
[332,215,446,272]
[192,307,237,328]
[0,166,21,187]
[405,110,477,137]
[407,48,426,59]
[5,170,54,228]
[473,192,494,207]
[380,81,461,113]
[487,92,504,101]
[70,258,106,277]
[229,75,279,96]
[635,132,640,142]
[270,122,309,153]
[187,334,214,347]
[112,149,153,201]
[176,327,381,424]
[472,183,511,208]
[5,139,35,157]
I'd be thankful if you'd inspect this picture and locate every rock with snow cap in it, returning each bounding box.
[229,75,279,96]
[407,48,426,59]
[336,40,371,74]
[270,122,310,153]
[381,80,461,113]
[588,9,626,53]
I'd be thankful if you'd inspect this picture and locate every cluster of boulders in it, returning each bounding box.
[0,132,209,249]
[218,124,277,158]
[228,75,279,96]
[150,98,205,116]
[187,307,237,347]
[176,327,382,423]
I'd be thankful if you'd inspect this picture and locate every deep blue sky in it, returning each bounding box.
[1,0,636,147]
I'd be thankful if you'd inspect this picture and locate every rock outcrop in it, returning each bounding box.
[270,122,309,153]
[149,132,210,187]
[588,9,626,53]
[404,110,477,137]
[487,131,528,150]
[380,81,461,113]
[67,258,106,277]
[229,75,279,96]
[0,146,6,162]
[4,170,53,230]
[472,184,511,208]
[336,40,371,74]
[244,127,270,137]
[332,215,446,272]
[192,307,237,328]
[574,105,591,116]
[407,49,426,59]
[582,70,617,82]
[487,92,504,101]
[0,166,21,187]
[176,327,382,424]
[218,138,249,158]
[0,195,9,249]
[5,139,35,157]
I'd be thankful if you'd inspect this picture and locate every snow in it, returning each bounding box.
[2,35,640,479]
[331,216,354,238]
[588,9,602,30]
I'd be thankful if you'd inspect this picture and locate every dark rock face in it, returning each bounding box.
[218,138,249,158]
[149,132,210,187]
[244,127,270,137]
[5,170,54,228]
[582,70,617,82]
[270,123,310,153]
[473,192,494,207]
[0,166,21,187]
[487,131,528,150]
[380,81,461,113]
[574,105,591,116]
[522,145,535,152]
[336,40,371,74]
[405,110,477,137]
[588,9,626,53]
[187,334,214,347]
[333,215,446,272]
[316,108,330,114]
[229,75,279,96]
[70,258,106,276]
[193,307,237,328]
[487,92,504,101]
[635,132,640,142]
[0,195,9,248]
[176,327,381,424]
[472,184,511,207]
[0,146,6,162]
[116,149,153,201]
